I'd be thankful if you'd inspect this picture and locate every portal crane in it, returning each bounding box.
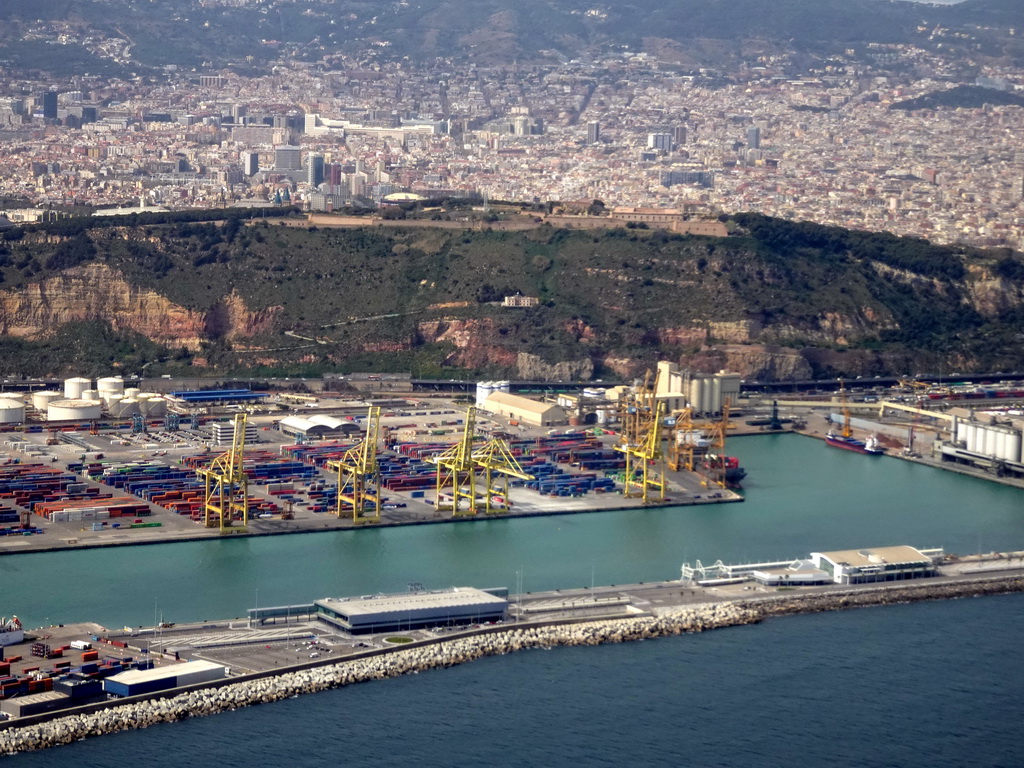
[616,400,666,503]
[326,406,382,523]
[430,406,534,515]
[701,401,732,489]
[666,406,696,472]
[196,413,249,532]
[431,406,479,515]
[471,437,534,514]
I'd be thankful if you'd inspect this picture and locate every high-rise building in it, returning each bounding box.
[647,132,673,152]
[746,126,761,149]
[241,151,259,176]
[306,154,324,186]
[42,92,58,120]
[587,121,601,144]
[274,145,303,172]
[328,163,343,188]
[674,125,687,146]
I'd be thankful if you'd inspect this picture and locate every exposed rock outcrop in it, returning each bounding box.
[0,264,280,350]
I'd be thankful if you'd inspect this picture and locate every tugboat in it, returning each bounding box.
[827,380,884,455]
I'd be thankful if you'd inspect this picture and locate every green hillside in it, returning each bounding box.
[0,213,1023,380]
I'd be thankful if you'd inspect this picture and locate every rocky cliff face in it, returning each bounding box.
[0,264,280,350]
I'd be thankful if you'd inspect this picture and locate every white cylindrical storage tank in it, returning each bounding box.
[983,426,996,456]
[497,380,511,394]
[124,387,141,399]
[1003,434,1019,462]
[32,391,62,410]
[0,398,25,424]
[83,389,99,401]
[103,392,122,408]
[0,392,25,403]
[97,376,125,396]
[711,377,723,414]
[115,398,141,418]
[144,398,167,417]
[64,377,91,399]
[596,408,607,425]
[962,423,975,452]
[47,398,102,421]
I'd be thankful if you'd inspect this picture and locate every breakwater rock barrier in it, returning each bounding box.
[3,574,1023,754]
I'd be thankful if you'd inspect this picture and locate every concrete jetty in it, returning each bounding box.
[2,572,1023,755]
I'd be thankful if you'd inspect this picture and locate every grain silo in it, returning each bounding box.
[0,398,25,424]
[47,399,103,421]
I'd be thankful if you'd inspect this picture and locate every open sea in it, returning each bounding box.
[3,434,1024,765]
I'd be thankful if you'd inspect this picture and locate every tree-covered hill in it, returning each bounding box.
[0,214,1022,381]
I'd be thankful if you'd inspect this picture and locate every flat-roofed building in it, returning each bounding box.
[315,587,508,634]
[811,546,938,585]
[484,391,566,427]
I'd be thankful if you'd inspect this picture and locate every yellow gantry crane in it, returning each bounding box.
[614,369,666,504]
[701,401,732,489]
[430,406,534,515]
[472,437,534,514]
[197,413,249,532]
[326,406,382,523]
[666,406,695,472]
[432,406,479,515]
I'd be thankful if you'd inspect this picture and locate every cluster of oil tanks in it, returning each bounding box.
[0,377,170,424]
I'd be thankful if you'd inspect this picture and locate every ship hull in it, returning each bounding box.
[825,435,883,455]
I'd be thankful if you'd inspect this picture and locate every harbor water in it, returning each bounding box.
[3,434,1024,764]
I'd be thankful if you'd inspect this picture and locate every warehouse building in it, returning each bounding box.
[103,660,226,698]
[483,391,566,427]
[278,414,362,441]
[810,546,937,585]
[315,587,508,634]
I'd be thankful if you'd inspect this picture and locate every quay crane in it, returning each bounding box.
[615,370,666,504]
[326,406,382,523]
[196,413,249,532]
[666,406,696,473]
[430,406,534,515]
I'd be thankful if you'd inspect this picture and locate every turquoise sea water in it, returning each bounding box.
[3,434,1024,765]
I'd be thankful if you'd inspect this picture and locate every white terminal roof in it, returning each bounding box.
[105,660,224,686]
[319,587,506,618]
[815,546,932,566]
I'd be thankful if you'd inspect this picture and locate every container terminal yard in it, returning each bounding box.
[0,370,754,555]
[0,546,1022,728]
[3,362,1024,553]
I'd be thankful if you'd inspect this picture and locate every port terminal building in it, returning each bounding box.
[314,587,508,634]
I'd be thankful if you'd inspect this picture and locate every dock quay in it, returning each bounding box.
[2,549,1023,753]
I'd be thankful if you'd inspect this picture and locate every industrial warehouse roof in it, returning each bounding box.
[105,660,224,686]
[814,546,932,567]
[484,391,559,415]
[317,587,506,618]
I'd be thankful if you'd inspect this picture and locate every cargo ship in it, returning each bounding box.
[827,379,884,456]
[701,454,747,487]
[825,431,884,455]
